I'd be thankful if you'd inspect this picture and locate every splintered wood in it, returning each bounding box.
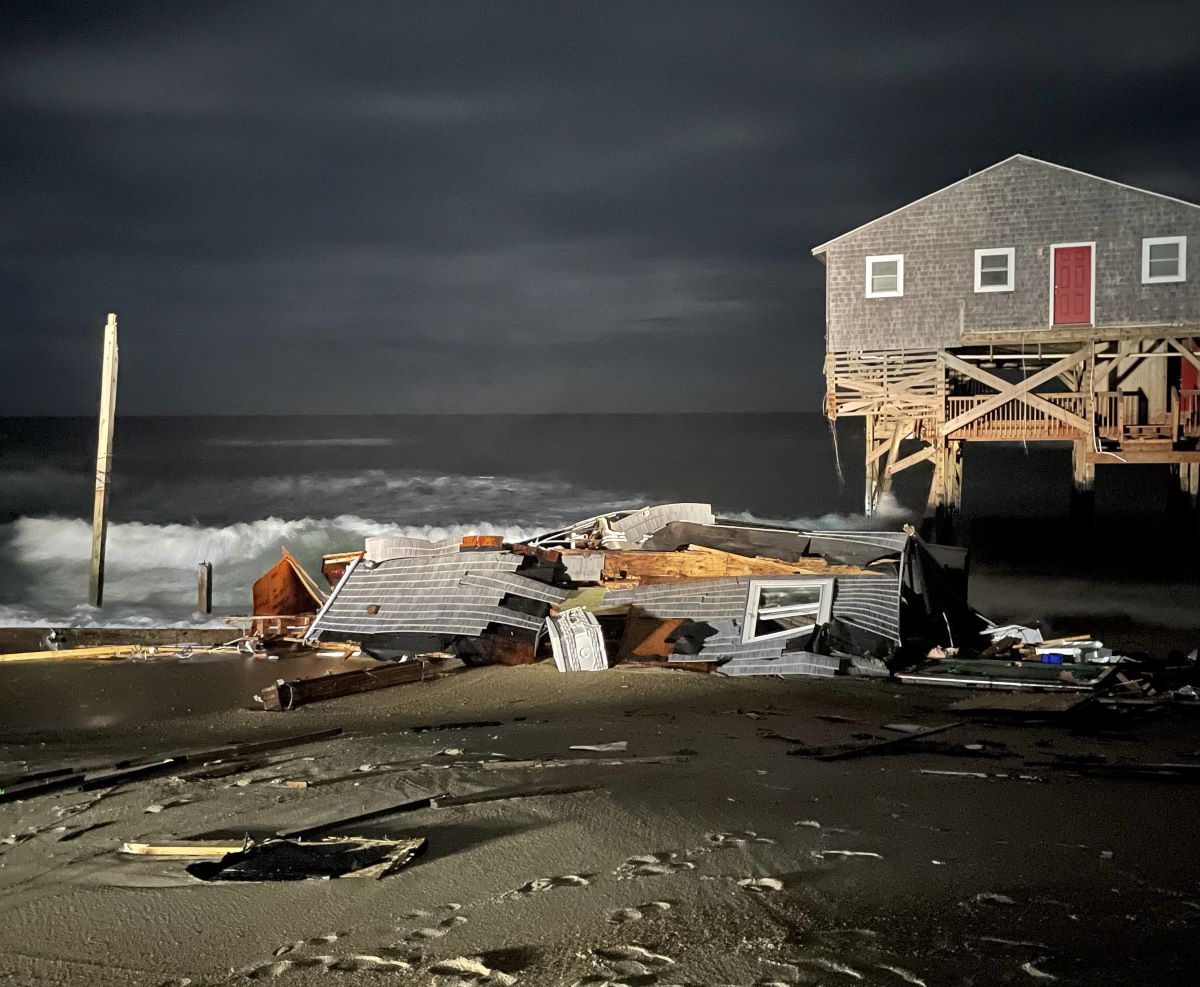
[557,545,869,586]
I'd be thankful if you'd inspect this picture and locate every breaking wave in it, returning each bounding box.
[724,492,912,531]
[0,514,541,627]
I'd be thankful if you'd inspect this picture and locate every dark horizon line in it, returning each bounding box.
[0,409,828,420]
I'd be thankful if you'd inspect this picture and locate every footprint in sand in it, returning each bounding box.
[248,954,411,979]
[737,877,784,893]
[609,900,675,924]
[405,914,470,942]
[515,873,592,894]
[706,830,775,849]
[428,955,517,985]
[271,933,341,957]
[588,944,676,983]
[615,852,695,879]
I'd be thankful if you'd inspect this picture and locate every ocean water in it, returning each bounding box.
[0,414,1195,641]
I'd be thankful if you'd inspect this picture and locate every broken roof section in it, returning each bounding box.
[526,503,715,549]
[306,542,568,642]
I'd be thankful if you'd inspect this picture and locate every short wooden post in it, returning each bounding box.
[197,562,213,614]
[88,313,119,607]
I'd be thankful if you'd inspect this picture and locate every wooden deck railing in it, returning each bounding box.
[944,393,1089,440]
[945,390,1200,442]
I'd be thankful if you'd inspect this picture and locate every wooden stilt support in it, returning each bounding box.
[1070,440,1096,532]
[925,441,963,542]
[1167,462,1200,542]
[864,415,878,516]
[877,420,908,498]
[88,313,119,608]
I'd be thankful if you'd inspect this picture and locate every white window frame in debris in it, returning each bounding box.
[742,578,834,644]
[1141,235,1186,284]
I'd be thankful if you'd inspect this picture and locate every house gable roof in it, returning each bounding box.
[811,154,1200,256]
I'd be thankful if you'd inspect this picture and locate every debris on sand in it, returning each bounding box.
[184,835,427,881]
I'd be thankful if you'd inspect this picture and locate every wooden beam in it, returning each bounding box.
[1088,450,1200,465]
[885,443,935,477]
[940,349,1090,436]
[865,438,893,465]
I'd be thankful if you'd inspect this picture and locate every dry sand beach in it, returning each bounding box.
[2,656,1199,987]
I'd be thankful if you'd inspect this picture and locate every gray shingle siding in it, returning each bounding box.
[818,156,1200,352]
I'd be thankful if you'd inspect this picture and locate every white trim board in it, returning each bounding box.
[1142,235,1187,284]
[865,254,904,298]
[974,247,1015,293]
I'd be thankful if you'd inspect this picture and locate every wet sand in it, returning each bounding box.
[1,656,1199,986]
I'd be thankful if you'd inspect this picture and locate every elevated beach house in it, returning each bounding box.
[813,154,1200,517]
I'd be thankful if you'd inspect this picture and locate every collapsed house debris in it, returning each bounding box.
[297,503,985,678]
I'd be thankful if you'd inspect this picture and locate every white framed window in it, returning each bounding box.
[865,254,904,298]
[741,578,834,644]
[974,247,1015,292]
[1142,236,1186,284]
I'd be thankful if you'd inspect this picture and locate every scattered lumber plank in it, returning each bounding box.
[81,758,184,791]
[260,662,429,710]
[120,839,250,858]
[949,693,1091,715]
[277,793,444,839]
[0,644,174,663]
[8,729,343,803]
[0,772,87,804]
[799,722,963,761]
[432,783,598,809]
[476,754,690,771]
[411,720,503,733]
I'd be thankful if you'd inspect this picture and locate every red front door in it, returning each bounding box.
[1053,245,1092,325]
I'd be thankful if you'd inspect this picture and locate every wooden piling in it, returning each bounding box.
[197,562,213,614]
[88,313,119,608]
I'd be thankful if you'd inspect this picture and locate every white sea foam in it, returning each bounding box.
[721,492,911,531]
[0,514,541,626]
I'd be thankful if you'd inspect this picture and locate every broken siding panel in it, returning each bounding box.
[459,572,570,605]
[721,652,840,677]
[610,503,716,542]
[560,554,604,583]
[310,550,554,639]
[365,535,463,561]
[832,574,901,641]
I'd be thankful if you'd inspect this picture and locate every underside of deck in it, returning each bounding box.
[825,326,1200,517]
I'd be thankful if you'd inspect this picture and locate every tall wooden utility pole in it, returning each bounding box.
[88,313,119,607]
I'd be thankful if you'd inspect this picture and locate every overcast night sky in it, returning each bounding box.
[3,1,1200,416]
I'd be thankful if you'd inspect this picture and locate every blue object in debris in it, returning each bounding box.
[1041,653,1065,664]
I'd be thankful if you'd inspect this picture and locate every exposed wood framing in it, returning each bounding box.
[939,349,1091,437]
[830,328,1200,518]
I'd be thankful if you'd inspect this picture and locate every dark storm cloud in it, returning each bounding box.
[2,1,1199,414]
